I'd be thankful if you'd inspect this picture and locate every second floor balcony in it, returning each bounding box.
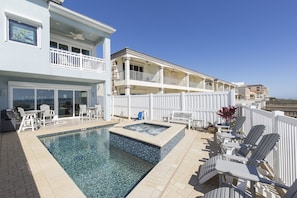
[50,48,106,72]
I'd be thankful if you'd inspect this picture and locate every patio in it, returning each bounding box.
[0,118,278,197]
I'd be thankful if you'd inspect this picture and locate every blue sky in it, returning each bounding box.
[63,0,297,99]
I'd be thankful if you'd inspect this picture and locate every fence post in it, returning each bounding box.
[111,95,114,117]
[149,93,153,121]
[229,90,236,106]
[181,92,185,111]
[272,110,284,183]
[128,95,131,120]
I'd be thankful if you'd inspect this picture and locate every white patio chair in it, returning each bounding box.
[40,104,55,126]
[94,104,102,119]
[79,104,90,120]
[17,107,39,133]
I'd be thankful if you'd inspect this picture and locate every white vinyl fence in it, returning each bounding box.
[112,91,235,127]
[238,104,297,187]
[111,91,297,187]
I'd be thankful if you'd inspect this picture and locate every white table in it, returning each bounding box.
[87,107,96,119]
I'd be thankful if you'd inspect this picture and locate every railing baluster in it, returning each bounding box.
[49,48,105,72]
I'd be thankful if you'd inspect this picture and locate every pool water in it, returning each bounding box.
[39,127,154,197]
[123,123,169,136]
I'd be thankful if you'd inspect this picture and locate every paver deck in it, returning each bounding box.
[0,118,241,197]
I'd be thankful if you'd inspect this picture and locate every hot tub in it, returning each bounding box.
[109,121,185,164]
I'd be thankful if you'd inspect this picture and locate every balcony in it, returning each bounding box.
[50,48,106,72]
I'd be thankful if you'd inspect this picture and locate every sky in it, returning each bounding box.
[63,0,297,99]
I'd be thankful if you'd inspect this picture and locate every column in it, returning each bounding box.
[103,37,111,121]
[124,56,131,95]
[125,85,130,95]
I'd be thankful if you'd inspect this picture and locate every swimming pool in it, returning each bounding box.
[39,127,154,197]
[123,123,169,136]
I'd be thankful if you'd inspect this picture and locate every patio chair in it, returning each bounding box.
[198,133,280,185]
[135,111,144,120]
[216,116,246,144]
[203,178,297,198]
[79,104,90,120]
[17,107,39,132]
[220,125,265,156]
[94,104,103,119]
[40,104,55,126]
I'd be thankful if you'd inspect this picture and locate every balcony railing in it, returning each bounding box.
[164,76,186,86]
[118,71,160,82]
[50,48,105,72]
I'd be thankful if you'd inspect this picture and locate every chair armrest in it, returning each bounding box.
[223,154,249,163]
[259,177,290,190]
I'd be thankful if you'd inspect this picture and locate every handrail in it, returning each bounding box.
[50,48,106,72]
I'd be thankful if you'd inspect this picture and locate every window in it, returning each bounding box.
[59,43,68,51]
[50,41,57,48]
[72,47,80,53]
[82,49,90,55]
[9,19,37,46]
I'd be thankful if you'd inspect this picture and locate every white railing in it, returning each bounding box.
[118,71,160,82]
[50,48,105,72]
[164,76,186,86]
[239,104,297,187]
[189,81,203,89]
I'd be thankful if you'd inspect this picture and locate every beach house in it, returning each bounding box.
[0,0,115,120]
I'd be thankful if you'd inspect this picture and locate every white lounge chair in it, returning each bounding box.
[220,125,265,155]
[216,116,246,143]
[198,133,280,185]
[40,104,55,126]
[203,177,297,198]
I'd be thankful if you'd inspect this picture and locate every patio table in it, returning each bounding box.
[87,107,96,119]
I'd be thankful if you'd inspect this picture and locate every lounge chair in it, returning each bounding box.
[203,177,297,198]
[216,116,246,144]
[198,133,280,185]
[220,125,265,155]
[40,104,55,126]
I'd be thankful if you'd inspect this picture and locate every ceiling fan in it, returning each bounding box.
[67,32,85,40]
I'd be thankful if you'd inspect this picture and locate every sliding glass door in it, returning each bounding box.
[10,82,91,119]
[58,90,73,118]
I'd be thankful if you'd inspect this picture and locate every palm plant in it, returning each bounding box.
[217,106,237,125]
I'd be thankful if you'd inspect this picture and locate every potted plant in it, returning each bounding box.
[217,106,237,126]
[206,121,217,133]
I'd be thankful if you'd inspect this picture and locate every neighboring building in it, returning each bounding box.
[111,48,236,95]
[0,0,115,120]
[247,84,269,100]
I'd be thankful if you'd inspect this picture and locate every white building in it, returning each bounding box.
[111,48,237,95]
[0,0,115,120]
